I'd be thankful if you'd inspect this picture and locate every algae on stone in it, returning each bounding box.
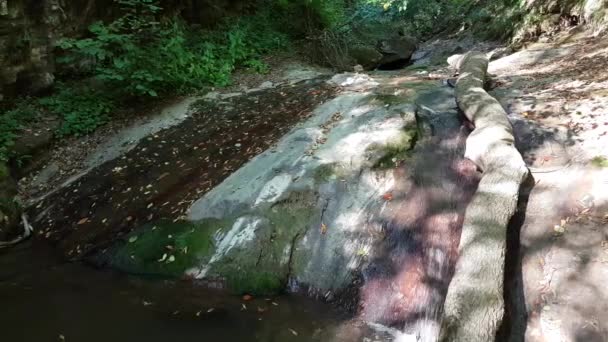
[107,191,318,295]
[369,124,419,169]
[209,191,318,295]
[108,219,225,277]
[313,162,349,184]
[591,156,608,167]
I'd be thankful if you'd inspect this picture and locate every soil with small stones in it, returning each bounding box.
[490,31,608,342]
[27,78,336,259]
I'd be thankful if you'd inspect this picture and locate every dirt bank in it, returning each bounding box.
[490,31,608,341]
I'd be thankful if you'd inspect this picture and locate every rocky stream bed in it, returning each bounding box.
[9,60,480,342]
[3,30,608,342]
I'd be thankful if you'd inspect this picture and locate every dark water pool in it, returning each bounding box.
[1,241,389,342]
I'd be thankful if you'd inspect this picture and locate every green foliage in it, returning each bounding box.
[0,0,292,162]
[306,0,349,28]
[274,0,349,30]
[364,0,527,40]
[38,86,115,137]
[0,101,38,162]
[58,0,289,98]
[1,85,115,162]
[244,59,271,74]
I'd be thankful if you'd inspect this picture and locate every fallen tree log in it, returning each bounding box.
[440,52,529,342]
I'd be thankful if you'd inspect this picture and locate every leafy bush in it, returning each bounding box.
[0,85,115,162]
[273,0,349,31]
[365,0,526,40]
[39,0,292,144]
[38,86,116,137]
[0,101,38,162]
[58,0,289,98]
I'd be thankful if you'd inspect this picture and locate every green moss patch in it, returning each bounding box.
[108,218,227,277]
[371,125,419,169]
[591,156,608,168]
[224,271,285,295]
[106,191,317,295]
[314,162,349,184]
[212,192,317,295]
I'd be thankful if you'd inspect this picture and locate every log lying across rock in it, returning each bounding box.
[440,52,529,342]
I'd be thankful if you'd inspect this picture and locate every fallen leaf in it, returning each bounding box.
[320,223,328,235]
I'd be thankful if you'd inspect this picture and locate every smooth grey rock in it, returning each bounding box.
[186,73,420,293]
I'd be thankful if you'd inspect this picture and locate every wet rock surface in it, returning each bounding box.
[28,78,337,258]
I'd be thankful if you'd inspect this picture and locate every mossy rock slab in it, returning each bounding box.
[105,191,317,295]
[106,219,224,277]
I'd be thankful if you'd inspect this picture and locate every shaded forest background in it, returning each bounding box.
[0,0,606,163]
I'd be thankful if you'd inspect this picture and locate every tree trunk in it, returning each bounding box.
[440,52,529,342]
